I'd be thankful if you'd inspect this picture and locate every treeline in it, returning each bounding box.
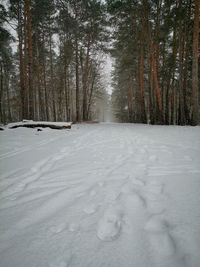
[0,1,199,126]
[109,0,200,125]
[0,0,109,124]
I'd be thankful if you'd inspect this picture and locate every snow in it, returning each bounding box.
[0,123,200,267]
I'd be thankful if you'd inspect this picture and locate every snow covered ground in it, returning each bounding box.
[0,123,200,267]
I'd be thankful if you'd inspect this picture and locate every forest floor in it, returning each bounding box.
[0,123,200,267]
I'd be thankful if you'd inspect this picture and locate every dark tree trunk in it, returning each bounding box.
[25,0,34,119]
[192,0,200,125]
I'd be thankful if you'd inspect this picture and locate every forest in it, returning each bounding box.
[0,0,199,125]
[0,2,200,266]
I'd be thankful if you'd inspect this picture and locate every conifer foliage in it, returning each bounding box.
[0,0,199,125]
[108,0,200,125]
[0,0,109,123]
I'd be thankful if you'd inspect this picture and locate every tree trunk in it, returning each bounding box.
[17,2,27,120]
[43,59,49,121]
[75,35,80,122]
[87,69,96,119]
[5,71,12,121]
[82,33,91,121]
[139,46,146,122]
[0,62,3,123]
[24,0,34,119]
[192,0,200,125]
[49,27,56,121]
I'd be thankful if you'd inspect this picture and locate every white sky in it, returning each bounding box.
[102,55,113,95]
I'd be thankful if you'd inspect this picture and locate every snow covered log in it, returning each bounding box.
[9,121,72,130]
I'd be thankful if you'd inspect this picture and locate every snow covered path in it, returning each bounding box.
[0,123,200,267]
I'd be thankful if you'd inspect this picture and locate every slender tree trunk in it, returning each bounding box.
[0,62,3,122]
[87,71,96,119]
[64,60,70,121]
[49,28,56,121]
[17,2,27,120]
[152,50,162,112]
[149,43,155,124]
[82,33,91,121]
[127,78,134,122]
[5,71,12,121]
[139,46,146,122]
[192,0,200,125]
[182,0,192,124]
[43,60,49,121]
[24,0,34,119]
[178,25,186,125]
[67,73,71,120]
[75,35,80,122]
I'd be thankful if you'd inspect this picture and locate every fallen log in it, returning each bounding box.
[9,121,72,130]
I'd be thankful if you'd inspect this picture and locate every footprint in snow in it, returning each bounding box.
[121,182,134,194]
[53,154,65,161]
[104,190,121,203]
[83,203,100,215]
[48,255,73,267]
[145,181,164,195]
[49,223,67,234]
[120,179,146,207]
[144,216,176,257]
[6,195,18,201]
[120,193,146,227]
[98,181,105,187]
[141,181,165,214]
[68,223,79,232]
[97,207,123,241]
[124,193,146,209]
[89,190,97,197]
[146,200,165,215]
[49,261,67,267]
[149,155,157,162]
[131,178,145,187]
[60,147,68,153]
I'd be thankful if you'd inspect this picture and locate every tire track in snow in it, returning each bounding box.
[0,128,100,197]
[1,124,198,267]
[0,136,64,160]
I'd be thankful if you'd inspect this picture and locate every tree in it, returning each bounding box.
[0,4,13,123]
[108,0,197,125]
[192,0,200,125]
